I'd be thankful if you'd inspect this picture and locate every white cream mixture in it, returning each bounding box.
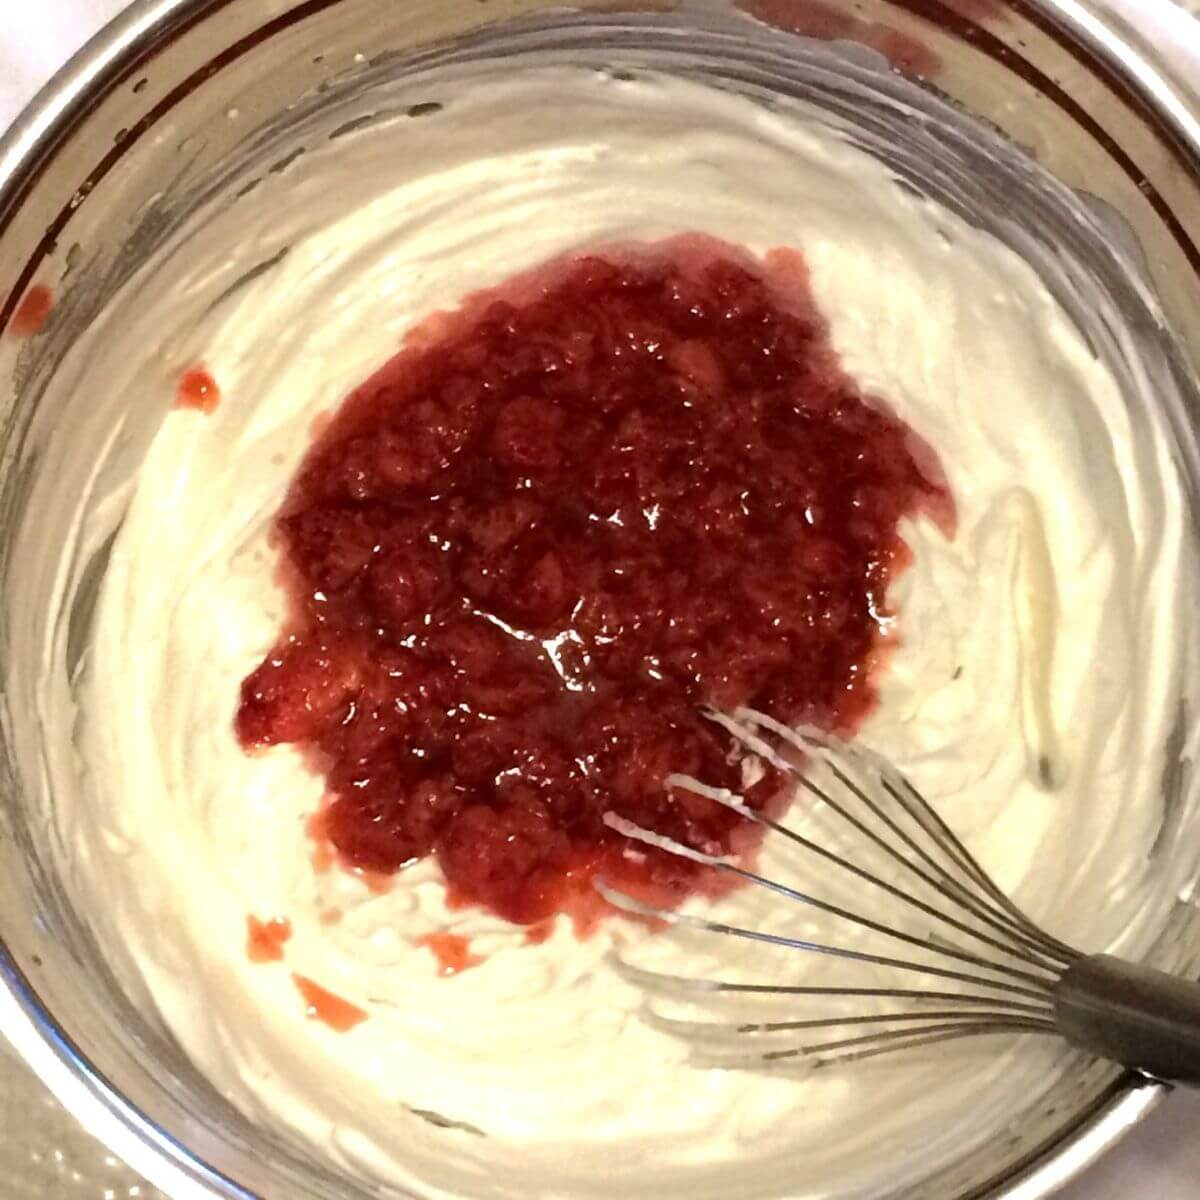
[28,68,1199,1197]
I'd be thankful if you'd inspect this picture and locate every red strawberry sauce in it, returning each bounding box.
[246,915,293,963]
[177,365,221,413]
[236,236,950,928]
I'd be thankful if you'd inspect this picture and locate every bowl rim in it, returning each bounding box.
[0,0,1186,1197]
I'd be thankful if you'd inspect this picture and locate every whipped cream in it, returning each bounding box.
[19,66,1199,1198]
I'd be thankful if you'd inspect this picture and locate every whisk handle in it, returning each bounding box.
[1054,954,1200,1087]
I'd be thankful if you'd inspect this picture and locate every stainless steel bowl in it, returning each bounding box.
[1,2,1199,1197]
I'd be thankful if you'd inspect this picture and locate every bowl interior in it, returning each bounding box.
[1,2,1199,1198]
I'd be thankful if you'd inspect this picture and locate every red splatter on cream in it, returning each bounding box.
[9,285,53,336]
[524,919,556,946]
[356,869,394,896]
[306,808,335,874]
[418,932,484,977]
[246,915,292,963]
[176,366,221,413]
[292,974,368,1031]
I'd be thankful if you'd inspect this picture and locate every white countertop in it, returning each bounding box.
[1,3,1197,1198]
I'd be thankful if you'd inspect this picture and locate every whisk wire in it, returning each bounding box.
[666,773,1064,981]
[822,756,1067,966]
[613,959,1055,1013]
[620,808,1059,991]
[598,708,1109,1068]
[598,875,1055,1003]
[750,708,1078,964]
[708,713,1043,962]
[683,1017,1061,1071]
[608,732,1200,1085]
[647,1009,1056,1040]
[757,1020,1060,1067]
[877,769,1078,962]
[720,709,1076,970]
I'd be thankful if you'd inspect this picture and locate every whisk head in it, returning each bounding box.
[599,707,1082,1072]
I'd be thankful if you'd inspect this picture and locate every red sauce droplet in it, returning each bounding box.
[9,285,53,337]
[318,907,343,926]
[236,236,951,929]
[292,973,368,1031]
[418,932,484,976]
[176,366,221,413]
[246,915,293,963]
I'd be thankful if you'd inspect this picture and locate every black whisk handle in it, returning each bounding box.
[1054,954,1200,1086]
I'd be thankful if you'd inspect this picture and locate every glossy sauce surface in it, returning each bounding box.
[236,240,947,924]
